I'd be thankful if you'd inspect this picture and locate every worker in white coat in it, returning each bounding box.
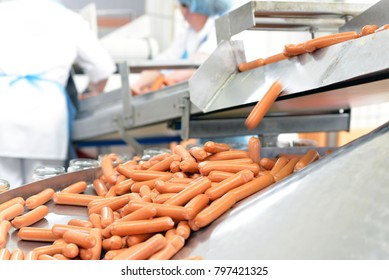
[132,0,232,95]
[0,0,116,188]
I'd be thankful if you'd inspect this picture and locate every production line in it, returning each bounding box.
[1,0,389,260]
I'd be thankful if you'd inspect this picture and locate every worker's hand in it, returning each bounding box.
[131,85,150,96]
[164,69,196,84]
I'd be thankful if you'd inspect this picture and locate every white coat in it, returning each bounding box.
[0,0,116,161]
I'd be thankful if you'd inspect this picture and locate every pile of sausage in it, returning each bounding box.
[0,139,323,260]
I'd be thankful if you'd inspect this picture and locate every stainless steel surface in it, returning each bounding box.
[128,60,201,73]
[216,1,371,43]
[174,121,389,259]
[340,0,389,32]
[191,30,389,113]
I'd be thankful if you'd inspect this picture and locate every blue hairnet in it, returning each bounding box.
[179,0,232,16]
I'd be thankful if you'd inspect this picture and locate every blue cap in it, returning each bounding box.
[179,0,232,16]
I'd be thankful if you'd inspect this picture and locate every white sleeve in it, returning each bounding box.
[154,31,187,61]
[74,17,116,83]
[197,26,217,55]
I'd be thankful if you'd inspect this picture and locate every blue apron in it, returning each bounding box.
[0,72,77,159]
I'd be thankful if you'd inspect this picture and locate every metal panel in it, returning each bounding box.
[174,121,389,259]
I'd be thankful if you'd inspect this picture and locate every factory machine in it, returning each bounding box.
[1,1,389,259]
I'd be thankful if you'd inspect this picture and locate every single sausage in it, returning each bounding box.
[11,205,49,229]
[148,152,171,162]
[113,233,166,260]
[360,25,379,36]
[62,243,80,259]
[100,206,114,229]
[179,160,199,173]
[139,185,152,198]
[102,235,123,251]
[207,170,234,182]
[193,192,236,228]
[126,234,153,247]
[32,243,67,257]
[230,173,274,202]
[110,217,174,236]
[0,220,11,248]
[174,145,196,162]
[53,193,102,207]
[176,221,191,240]
[124,201,191,221]
[185,194,210,220]
[264,52,288,65]
[0,248,10,260]
[293,149,320,171]
[88,194,130,215]
[63,230,96,249]
[0,203,24,221]
[198,161,260,176]
[68,218,93,228]
[80,228,102,260]
[248,138,260,165]
[103,248,128,260]
[0,197,25,213]
[274,157,299,182]
[283,43,306,57]
[114,179,134,196]
[88,213,102,229]
[38,254,57,260]
[130,174,172,193]
[189,146,209,161]
[51,224,92,238]
[203,141,231,153]
[152,193,176,204]
[129,170,173,181]
[260,158,276,170]
[170,160,181,173]
[10,248,24,260]
[92,179,108,197]
[304,31,359,52]
[206,150,250,161]
[154,181,188,194]
[245,80,283,130]
[164,177,212,206]
[164,228,177,241]
[238,58,265,72]
[150,74,165,91]
[25,188,55,209]
[116,164,135,178]
[149,234,185,260]
[101,155,117,185]
[205,170,254,201]
[147,155,181,172]
[270,156,289,175]
[52,254,70,260]
[61,181,87,194]
[18,227,58,242]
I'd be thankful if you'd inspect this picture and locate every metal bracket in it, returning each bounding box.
[179,95,191,140]
[115,116,143,155]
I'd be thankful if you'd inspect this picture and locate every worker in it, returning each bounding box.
[131,0,232,95]
[0,0,116,188]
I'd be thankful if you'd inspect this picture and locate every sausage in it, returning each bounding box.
[270,156,289,175]
[129,170,173,181]
[273,157,299,182]
[260,157,276,170]
[88,194,130,215]
[38,254,57,260]
[205,170,254,201]
[206,150,250,161]
[176,221,191,240]
[148,152,171,162]
[149,234,185,260]
[152,193,176,204]
[169,178,194,184]
[140,160,159,170]
[116,164,136,178]
[52,254,70,260]
[62,243,80,259]
[25,188,55,209]
[0,197,25,213]
[18,227,58,242]
[193,192,236,228]
[113,233,166,260]
[102,235,123,251]
[203,141,231,153]
[188,219,200,231]
[32,243,68,257]
[89,213,102,229]
[103,248,128,260]
[0,248,10,260]
[11,205,49,229]
[170,160,181,173]
[0,203,24,221]
[248,137,261,164]
[264,52,288,65]
[125,201,190,221]
[92,179,108,197]
[198,161,260,176]
[101,154,117,185]
[67,218,93,228]
[283,43,306,57]
[164,177,212,206]
[114,179,134,196]
[189,146,208,161]
[230,173,274,202]
[110,217,174,236]
[147,155,181,172]
[360,24,379,36]
[164,228,177,241]
[375,24,389,33]
[150,74,165,91]
[155,180,188,194]
[53,193,102,207]
[139,185,152,198]
[51,224,92,238]
[179,160,199,173]
[207,170,234,182]
[0,220,11,248]
[304,31,359,52]
[294,149,320,172]
[130,174,173,193]
[185,194,210,220]
[238,58,265,72]
[174,145,196,162]
[100,206,114,229]
[172,172,188,178]
[245,80,283,130]
[126,234,153,247]
[10,248,24,260]
[80,228,102,260]
[63,230,96,249]
[61,181,87,194]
